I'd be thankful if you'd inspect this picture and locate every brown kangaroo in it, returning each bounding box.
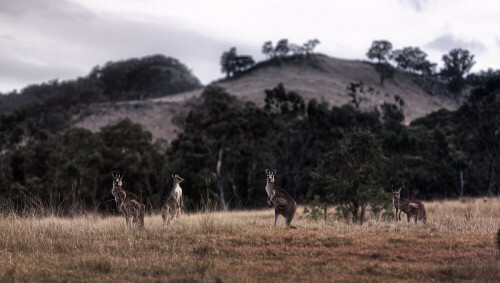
[161,174,184,225]
[111,173,145,228]
[392,187,426,224]
[265,169,297,228]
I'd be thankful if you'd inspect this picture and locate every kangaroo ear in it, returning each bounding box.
[172,174,175,179]
[265,169,269,174]
[272,169,276,175]
[397,188,402,193]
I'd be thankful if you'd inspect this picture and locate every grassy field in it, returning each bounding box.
[0,198,499,282]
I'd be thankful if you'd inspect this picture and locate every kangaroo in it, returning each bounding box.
[392,187,426,224]
[161,174,184,225]
[265,169,297,228]
[111,173,145,228]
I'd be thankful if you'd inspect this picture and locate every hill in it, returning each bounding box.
[74,54,461,141]
[0,55,202,114]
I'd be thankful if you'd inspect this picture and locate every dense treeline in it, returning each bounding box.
[1,73,498,214]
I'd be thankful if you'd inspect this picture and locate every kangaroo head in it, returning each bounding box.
[265,169,276,183]
[172,174,185,184]
[112,172,123,187]
[392,186,402,199]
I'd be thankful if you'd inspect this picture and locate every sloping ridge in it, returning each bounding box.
[74,54,460,141]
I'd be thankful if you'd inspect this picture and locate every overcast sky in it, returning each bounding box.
[1,0,499,93]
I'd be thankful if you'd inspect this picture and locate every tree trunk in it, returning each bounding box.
[216,148,228,211]
[487,156,494,195]
[459,170,464,198]
[247,160,257,202]
[323,205,327,221]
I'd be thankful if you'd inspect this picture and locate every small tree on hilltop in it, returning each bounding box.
[275,39,290,59]
[220,47,255,78]
[391,46,436,75]
[367,40,393,63]
[367,40,394,85]
[309,129,390,224]
[262,41,275,59]
[220,47,237,78]
[303,38,320,56]
[441,48,475,93]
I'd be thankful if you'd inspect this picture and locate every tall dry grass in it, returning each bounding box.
[0,197,499,282]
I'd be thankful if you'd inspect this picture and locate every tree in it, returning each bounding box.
[275,39,290,58]
[441,48,475,93]
[367,40,393,63]
[220,47,255,78]
[367,40,395,85]
[391,47,436,75]
[262,41,275,59]
[220,47,237,78]
[309,129,389,223]
[381,95,405,134]
[458,74,500,194]
[303,39,320,56]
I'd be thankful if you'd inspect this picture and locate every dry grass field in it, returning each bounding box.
[1,198,499,282]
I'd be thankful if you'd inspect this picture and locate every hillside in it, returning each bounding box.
[0,55,201,114]
[74,54,461,141]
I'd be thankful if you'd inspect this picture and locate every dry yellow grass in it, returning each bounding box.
[0,198,499,282]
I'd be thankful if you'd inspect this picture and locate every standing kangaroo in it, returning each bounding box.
[392,187,426,224]
[265,169,297,228]
[161,174,184,225]
[111,173,145,228]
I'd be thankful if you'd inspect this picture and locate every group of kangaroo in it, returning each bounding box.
[111,169,426,229]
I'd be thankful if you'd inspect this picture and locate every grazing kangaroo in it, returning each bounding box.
[392,187,426,223]
[161,174,184,225]
[111,173,145,228]
[265,169,297,228]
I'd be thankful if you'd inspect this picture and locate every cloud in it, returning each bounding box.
[0,0,236,92]
[496,36,500,49]
[399,0,430,12]
[426,33,486,53]
[0,0,93,20]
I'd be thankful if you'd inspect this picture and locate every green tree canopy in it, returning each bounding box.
[309,129,389,223]
[367,40,395,85]
[441,48,475,93]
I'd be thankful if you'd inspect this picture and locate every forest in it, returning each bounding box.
[0,70,498,216]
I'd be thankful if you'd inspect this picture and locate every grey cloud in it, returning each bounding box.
[0,0,240,92]
[0,34,15,41]
[0,55,83,82]
[426,33,486,53]
[399,0,429,12]
[0,0,93,20]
